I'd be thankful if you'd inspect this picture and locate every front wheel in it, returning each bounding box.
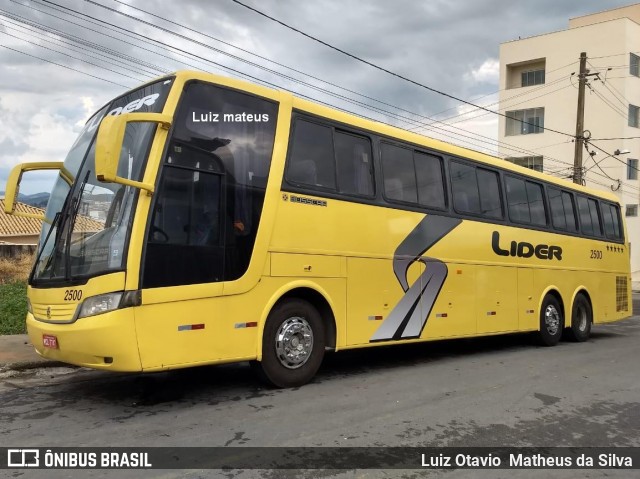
[538,294,564,346]
[564,293,592,342]
[257,299,325,388]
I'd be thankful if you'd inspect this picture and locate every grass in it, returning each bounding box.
[0,281,27,335]
[0,254,34,335]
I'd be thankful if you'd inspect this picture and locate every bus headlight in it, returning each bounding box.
[77,292,123,319]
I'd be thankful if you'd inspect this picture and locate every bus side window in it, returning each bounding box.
[334,131,374,196]
[602,202,617,238]
[450,161,481,215]
[287,120,335,189]
[477,168,502,219]
[526,181,547,226]
[602,203,622,239]
[506,176,529,223]
[562,191,578,231]
[415,152,446,209]
[548,187,566,229]
[381,142,417,203]
[577,196,593,235]
[588,198,603,237]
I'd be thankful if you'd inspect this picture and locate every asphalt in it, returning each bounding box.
[1,292,638,372]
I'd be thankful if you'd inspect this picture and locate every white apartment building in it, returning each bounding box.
[498,4,640,289]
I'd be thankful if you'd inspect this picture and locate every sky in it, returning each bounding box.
[0,0,635,194]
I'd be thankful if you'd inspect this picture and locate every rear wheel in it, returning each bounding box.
[564,293,592,342]
[256,299,325,388]
[538,294,563,346]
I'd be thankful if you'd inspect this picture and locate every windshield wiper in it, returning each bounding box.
[34,211,62,280]
[63,171,91,279]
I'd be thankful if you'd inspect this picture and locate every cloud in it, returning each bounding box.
[467,59,500,84]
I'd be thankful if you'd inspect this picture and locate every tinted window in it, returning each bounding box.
[548,187,566,229]
[611,205,621,239]
[562,192,577,231]
[526,182,546,226]
[477,169,502,218]
[288,120,335,189]
[548,188,577,231]
[143,82,277,288]
[335,131,374,196]
[505,176,529,223]
[382,143,417,203]
[588,198,603,236]
[506,176,547,226]
[602,202,619,238]
[577,196,593,235]
[450,161,481,214]
[415,152,446,209]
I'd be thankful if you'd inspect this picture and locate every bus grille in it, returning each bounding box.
[615,276,628,312]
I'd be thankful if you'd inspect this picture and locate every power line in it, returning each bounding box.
[4,3,172,75]
[84,4,612,180]
[590,88,629,121]
[590,136,640,141]
[65,0,562,159]
[10,0,626,191]
[0,18,154,81]
[408,60,579,125]
[0,43,130,87]
[230,0,577,140]
[409,76,567,131]
[0,29,145,82]
[413,81,573,134]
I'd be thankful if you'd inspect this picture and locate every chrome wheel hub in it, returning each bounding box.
[275,317,314,369]
[544,305,560,336]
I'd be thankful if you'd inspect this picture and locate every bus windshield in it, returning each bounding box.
[31,78,173,284]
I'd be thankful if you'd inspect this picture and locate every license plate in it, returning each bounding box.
[43,334,58,349]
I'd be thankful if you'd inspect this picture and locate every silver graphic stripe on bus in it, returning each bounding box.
[370,215,462,342]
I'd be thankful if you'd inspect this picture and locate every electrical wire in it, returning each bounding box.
[0,43,131,87]
[229,0,577,139]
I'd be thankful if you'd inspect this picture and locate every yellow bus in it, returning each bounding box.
[4,71,632,387]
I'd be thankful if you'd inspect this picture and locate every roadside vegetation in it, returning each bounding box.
[0,254,33,335]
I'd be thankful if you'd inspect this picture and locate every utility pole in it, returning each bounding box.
[573,52,587,185]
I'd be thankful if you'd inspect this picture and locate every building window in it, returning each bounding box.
[631,53,639,77]
[630,104,640,128]
[626,204,638,217]
[506,59,545,89]
[505,108,544,135]
[521,69,545,87]
[506,155,543,172]
[628,159,638,180]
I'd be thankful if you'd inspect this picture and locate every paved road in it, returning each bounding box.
[2,301,639,478]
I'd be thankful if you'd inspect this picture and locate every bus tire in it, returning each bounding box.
[257,298,325,388]
[538,294,563,347]
[565,293,592,342]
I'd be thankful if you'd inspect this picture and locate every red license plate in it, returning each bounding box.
[43,334,58,349]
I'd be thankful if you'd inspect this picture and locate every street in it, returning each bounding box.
[2,296,639,479]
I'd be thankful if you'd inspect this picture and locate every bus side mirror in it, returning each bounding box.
[95,112,172,195]
[4,162,66,220]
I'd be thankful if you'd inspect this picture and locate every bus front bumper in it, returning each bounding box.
[26,309,142,371]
